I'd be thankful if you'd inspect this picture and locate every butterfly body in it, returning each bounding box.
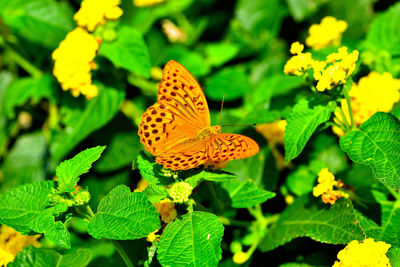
[138,60,259,170]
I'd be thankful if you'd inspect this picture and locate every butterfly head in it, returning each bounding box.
[197,126,221,139]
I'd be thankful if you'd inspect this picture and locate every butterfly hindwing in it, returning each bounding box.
[207,133,260,162]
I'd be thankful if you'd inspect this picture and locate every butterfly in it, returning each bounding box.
[138,60,259,170]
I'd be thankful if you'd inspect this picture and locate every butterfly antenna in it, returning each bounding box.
[218,94,225,125]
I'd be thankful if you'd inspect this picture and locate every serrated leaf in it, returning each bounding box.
[205,67,251,101]
[136,154,174,185]
[355,202,400,247]
[56,146,106,193]
[88,185,160,240]
[185,169,237,188]
[2,75,58,118]
[30,212,70,248]
[1,0,74,49]
[260,196,365,252]
[99,26,151,77]
[51,83,125,163]
[9,246,92,267]
[388,247,400,267]
[340,112,400,189]
[157,211,224,267]
[144,184,168,203]
[284,99,334,163]
[0,181,54,234]
[221,180,275,208]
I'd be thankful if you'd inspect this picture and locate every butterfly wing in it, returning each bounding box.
[138,60,210,156]
[206,133,260,163]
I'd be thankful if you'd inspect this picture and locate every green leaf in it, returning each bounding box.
[144,184,168,203]
[388,247,400,267]
[1,0,74,49]
[221,180,275,208]
[0,180,54,234]
[157,211,224,267]
[51,83,125,163]
[340,112,400,189]
[94,132,141,173]
[2,75,58,118]
[164,46,210,78]
[205,67,251,101]
[136,154,174,185]
[10,246,92,267]
[88,185,160,240]
[1,132,47,191]
[56,146,105,193]
[99,26,151,77]
[204,43,239,67]
[185,169,237,188]
[356,202,400,247]
[284,99,334,163]
[365,2,400,56]
[0,180,71,247]
[260,196,365,252]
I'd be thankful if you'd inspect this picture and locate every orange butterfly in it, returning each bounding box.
[138,60,259,170]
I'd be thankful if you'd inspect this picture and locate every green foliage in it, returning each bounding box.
[99,26,151,78]
[220,180,275,208]
[56,146,105,193]
[9,246,92,267]
[88,185,160,240]
[285,99,335,162]
[340,112,400,189]
[260,197,365,252]
[157,211,224,267]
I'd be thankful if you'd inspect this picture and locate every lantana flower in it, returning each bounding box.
[306,16,348,50]
[313,168,347,205]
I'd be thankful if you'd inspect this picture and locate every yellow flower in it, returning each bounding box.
[333,238,391,267]
[232,251,249,264]
[133,0,165,7]
[333,72,400,136]
[74,0,123,32]
[153,198,177,223]
[146,230,158,242]
[52,28,99,100]
[256,120,286,145]
[306,16,348,50]
[0,225,41,266]
[283,43,313,76]
[314,47,359,92]
[169,182,193,203]
[313,168,346,205]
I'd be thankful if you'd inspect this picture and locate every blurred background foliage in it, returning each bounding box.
[0,0,399,266]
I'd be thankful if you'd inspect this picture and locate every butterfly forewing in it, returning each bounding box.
[157,60,210,129]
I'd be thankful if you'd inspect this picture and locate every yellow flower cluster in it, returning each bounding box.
[0,225,41,266]
[333,72,400,136]
[74,0,123,32]
[283,42,313,76]
[52,28,100,100]
[134,178,150,192]
[313,168,346,205]
[153,198,177,223]
[306,16,348,50]
[146,230,158,242]
[314,47,359,92]
[256,120,287,145]
[169,181,193,203]
[333,238,391,267]
[284,43,359,92]
[133,0,165,7]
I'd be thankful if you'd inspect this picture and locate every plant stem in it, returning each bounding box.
[110,239,135,267]
[219,217,252,228]
[385,184,400,201]
[4,45,43,78]
[343,86,355,129]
